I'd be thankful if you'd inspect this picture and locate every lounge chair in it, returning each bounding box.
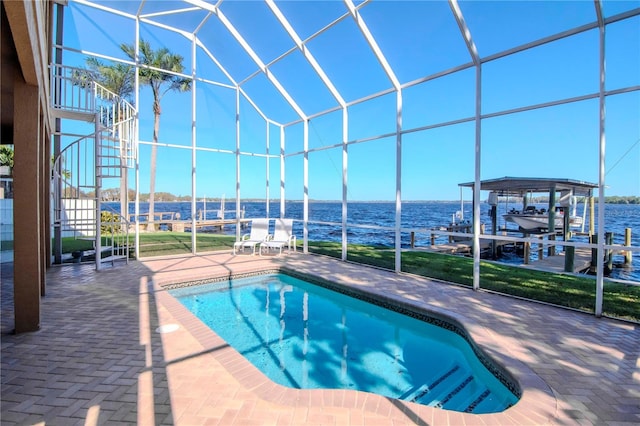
[260,218,296,256]
[233,218,270,255]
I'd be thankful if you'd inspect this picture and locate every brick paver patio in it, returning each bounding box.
[2,252,639,425]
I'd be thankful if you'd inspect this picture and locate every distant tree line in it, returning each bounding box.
[514,195,639,205]
[80,189,640,204]
[605,196,640,204]
[98,188,192,202]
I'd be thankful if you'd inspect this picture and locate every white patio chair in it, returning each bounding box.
[260,218,296,256]
[233,218,270,255]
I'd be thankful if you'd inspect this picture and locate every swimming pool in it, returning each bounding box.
[169,272,519,413]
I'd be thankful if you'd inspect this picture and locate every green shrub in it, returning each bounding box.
[0,145,14,167]
[100,211,121,234]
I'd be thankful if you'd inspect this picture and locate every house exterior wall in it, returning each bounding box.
[2,0,54,333]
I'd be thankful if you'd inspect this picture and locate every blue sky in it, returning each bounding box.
[60,0,639,201]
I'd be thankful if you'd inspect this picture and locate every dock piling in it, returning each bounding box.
[564,244,575,272]
[590,234,598,273]
[624,228,632,264]
[537,235,544,260]
[606,232,614,272]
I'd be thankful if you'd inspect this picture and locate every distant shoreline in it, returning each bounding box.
[107,198,640,205]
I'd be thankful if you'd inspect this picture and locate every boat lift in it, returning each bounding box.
[459,176,599,263]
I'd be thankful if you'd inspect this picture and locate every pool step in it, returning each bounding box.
[403,365,460,402]
[464,388,492,413]
[440,376,491,413]
[400,365,505,414]
[466,389,509,414]
[439,378,504,414]
[434,375,475,409]
[424,373,476,409]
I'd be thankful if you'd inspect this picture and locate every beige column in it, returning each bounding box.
[40,113,49,294]
[13,77,42,333]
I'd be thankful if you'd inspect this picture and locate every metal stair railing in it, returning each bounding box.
[50,63,96,115]
[52,133,98,239]
[50,64,137,169]
[98,206,130,266]
[95,83,137,170]
[50,63,137,269]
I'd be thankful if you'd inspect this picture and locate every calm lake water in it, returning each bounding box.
[106,200,639,281]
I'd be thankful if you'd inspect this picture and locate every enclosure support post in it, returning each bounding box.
[280,125,285,218]
[595,3,606,317]
[303,120,309,254]
[95,114,103,271]
[341,108,348,262]
[449,0,481,290]
[394,91,402,273]
[191,36,197,254]
[134,17,140,260]
[53,3,64,265]
[235,87,241,242]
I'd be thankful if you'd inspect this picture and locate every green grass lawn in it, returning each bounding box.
[55,232,235,257]
[308,241,640,322]
[135,232,235,257]
[10,235,634,321]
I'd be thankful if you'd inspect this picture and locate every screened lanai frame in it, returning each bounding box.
[55,0,640,316]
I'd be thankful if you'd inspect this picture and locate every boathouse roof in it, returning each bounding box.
[459,177,598,197]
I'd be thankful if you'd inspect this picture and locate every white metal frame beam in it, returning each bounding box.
[266,0,346,109]
[185,0,307,120]
[344,0,403,270]
[594,0,606,316]
[65,0,640,299]
[450,0,481,290]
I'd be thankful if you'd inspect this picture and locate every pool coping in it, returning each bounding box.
[152,261,558,425]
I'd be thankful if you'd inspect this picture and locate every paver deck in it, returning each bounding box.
[2,252,639,425]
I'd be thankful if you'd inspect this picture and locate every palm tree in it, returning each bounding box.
[84,57,134,101]
[121,40,192,231]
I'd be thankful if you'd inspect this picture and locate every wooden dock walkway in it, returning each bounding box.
[130,218,250,232]
[420,240,593,275]
[182,218,250,231]
[426,239,512,255]
[521,248,592,274]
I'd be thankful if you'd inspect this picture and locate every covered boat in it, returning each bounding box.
[503,205,584,231]
[459,176,597,233]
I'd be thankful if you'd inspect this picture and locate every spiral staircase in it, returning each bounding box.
[50,64,137,270]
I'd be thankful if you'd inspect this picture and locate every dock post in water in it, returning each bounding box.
[410,231,415,248]
[590,234,598,273]
[606,232,614,272]
[537,235,544,261]
[589,196,595,237]
[490,205,497,259]
[548,186,556,257]
[624,228,632,264]
[564,244,575,272]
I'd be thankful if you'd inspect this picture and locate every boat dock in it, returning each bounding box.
[426,238,512,256]
[128,212,250,232]
[181,218,250,232]
[521,248,592,274]
[424,239,593,274]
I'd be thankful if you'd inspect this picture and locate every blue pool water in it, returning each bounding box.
[169,273,520,414]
